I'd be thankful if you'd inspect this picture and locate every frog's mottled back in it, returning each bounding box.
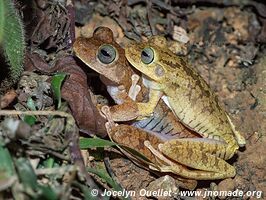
[125,36,246,156]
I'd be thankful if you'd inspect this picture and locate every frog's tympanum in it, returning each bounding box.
[125,36,246,180]
[73,27,199,189]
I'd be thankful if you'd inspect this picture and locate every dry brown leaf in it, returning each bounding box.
[24,52,107,137]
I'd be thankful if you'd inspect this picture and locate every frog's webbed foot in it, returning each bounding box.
[128,74,141,101]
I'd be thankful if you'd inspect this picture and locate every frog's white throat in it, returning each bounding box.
[142,75,163,90]
[142,75,173,113]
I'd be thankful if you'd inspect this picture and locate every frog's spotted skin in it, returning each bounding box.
[125,36,246,179]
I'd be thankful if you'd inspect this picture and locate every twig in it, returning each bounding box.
[146,0,156,35]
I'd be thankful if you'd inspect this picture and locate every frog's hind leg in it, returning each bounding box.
[144,140,233,180]
[155,138,236,180]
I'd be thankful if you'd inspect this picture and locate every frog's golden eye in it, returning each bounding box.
[97,44,116,64]
[141,47,154,64]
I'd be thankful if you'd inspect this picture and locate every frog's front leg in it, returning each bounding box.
[104,88,162,122]
[103,84,140,121]
[107,101,139,121]
[128,82,163,120]
[129,74,164,119]
[101,74,141,122]
[136,89,163,119]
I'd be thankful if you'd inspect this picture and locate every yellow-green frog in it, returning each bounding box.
[124,36,246,180]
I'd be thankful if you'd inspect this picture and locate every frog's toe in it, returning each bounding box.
[105,122,112,133]
[129,85,141,101]
[101,106,111,119]
[105,121,116,133]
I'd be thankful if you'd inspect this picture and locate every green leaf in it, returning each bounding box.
[22,95,69,127]
[23,115,37,126]
[51,72,67,109]
[83,188,100,200]
[80,137,152,163]
[73,181,109,200]
[87,166,129,200]
[0,145,15,180]
[87,167,121,191]
[36,185,58,200]
[27,97,37,111]
[43,157,55,168]
[15,158,38,190]
[15,158,59,199]
[23,97,37,125]
[79,137,117,149]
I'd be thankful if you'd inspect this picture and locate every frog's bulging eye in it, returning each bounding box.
[97,45,116,64]
[141,47,154,64]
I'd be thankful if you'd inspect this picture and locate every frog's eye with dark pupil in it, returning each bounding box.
[141,47,154,64]
[97,45,116,64]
